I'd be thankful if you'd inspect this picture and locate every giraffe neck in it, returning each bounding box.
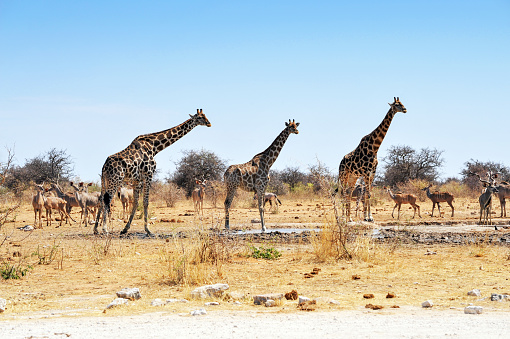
[137,118,197,156]
[367,107,396,153]
[257,128,292,170]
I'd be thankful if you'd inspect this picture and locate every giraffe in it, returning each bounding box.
[94,109,211,236]
[338,97,406,221]
[224,119,299,232]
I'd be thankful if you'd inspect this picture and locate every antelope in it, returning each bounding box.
[71,182,100,225]
[32,183,45,228]
[384,186,421,220]
[253,192,282,211]
[496,182,510,218]
[422,184,455,217]
[117,186,134,220]
[470,171,500,229]
[191,180,207,215]
[48,183,80,224]
[43,189,73,227]
[335,179,366,218]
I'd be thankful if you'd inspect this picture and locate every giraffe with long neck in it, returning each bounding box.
[338,97,406,221]
[94,109,211,236]
[224,119,299,232]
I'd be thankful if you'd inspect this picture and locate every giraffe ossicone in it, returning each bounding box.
[224,119,300,232]
[94,109,211,236]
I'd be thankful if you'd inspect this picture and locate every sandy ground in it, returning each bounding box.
[2,308,510,339]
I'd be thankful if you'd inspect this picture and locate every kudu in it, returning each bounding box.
[496,182,510,218]
[469,171,500,229]
[48,183,79,224]
[191,180,207,215]
[384,186,421,220]
[253,192,282,211]
[32,183,45,228]
[71,182,100,225]
[118,186,134,220]
[422,184,455,217]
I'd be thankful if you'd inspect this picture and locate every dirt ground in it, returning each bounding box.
[1,193,509,337]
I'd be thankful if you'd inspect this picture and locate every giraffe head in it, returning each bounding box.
[285,119,300,134]
[189,109,212,127]
[388,97,407,114]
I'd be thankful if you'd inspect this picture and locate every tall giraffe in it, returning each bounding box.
[224,119,299,232]
[338,97,406,221]
[94,109,211,236]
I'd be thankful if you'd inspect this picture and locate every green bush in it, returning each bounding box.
[249,246,282,260]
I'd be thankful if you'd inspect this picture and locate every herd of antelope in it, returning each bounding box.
[31,174,510,230]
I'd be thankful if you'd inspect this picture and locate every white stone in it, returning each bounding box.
[20,225,34,231]
[491,293,509,301]
[116,287,141,300]
[467,289,481,297]
[191,283,229,299]
[298,296,310,305]
[265,299,276,307]
[421,300,433,308]
[253,293,284,305]
[0,298,6,313]
[329,299,341,305]
[106,298,129,309]
[190,308,207,316]
[464,306,483,314]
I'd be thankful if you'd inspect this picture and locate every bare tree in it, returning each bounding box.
[461,159,509,192]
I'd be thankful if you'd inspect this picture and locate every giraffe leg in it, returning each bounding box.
[224,185,237,230]
[142,182,153,236]
[364,176,375,222]
[256,188,266,232]
[121,187,140,235]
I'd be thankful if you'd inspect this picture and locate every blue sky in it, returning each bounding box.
[1,1,509,183]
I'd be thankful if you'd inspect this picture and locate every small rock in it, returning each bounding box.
[422,300,433,308]
[467,289,481,297]
[363,294,375,299]
[352,274,361,280]
[191,284,229,299]
[464,306,483,314]
[19,225,34,231]
[298,300,316,311]
[190,308,207,316]
[386,292,396,298]
[265,299,276,307]
[329,299,341,305]
[116,287,141,301]
[490,293,509,301]
[106,298,129,309]
[253,293,284,305]
[365,304,384,310]
[0,298,6,313]
[298,296,310,305]
[205,302,219,306]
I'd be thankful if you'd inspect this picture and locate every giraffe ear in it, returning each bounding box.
[285,121,289,127]
[295,122,300,127]
[388,103,391,106]
[189,114,193,118]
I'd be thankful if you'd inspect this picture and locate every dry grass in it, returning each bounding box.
[0,194,509,319]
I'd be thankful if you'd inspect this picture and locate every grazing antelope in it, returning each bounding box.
[253,192,282,211]
[48,183,80,224]
[191,180,207,215]
[422,184,455,217]
[43,189,73,227]
[384,186,421,220]
[470,171,500,228]
[32,183,45,228]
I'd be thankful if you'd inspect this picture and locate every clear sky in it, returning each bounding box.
[1,1,509,183]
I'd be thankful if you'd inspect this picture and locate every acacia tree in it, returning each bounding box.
[5,148,74,190]
[169,149,227,197]
[380,145,444,186]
